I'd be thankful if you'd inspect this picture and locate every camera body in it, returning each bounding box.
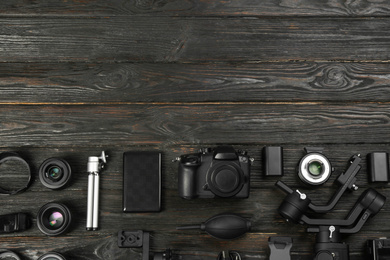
[177,146,252,199]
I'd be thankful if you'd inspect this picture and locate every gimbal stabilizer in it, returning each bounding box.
[276,180,386,260]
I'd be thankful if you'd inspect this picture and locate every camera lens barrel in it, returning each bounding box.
[298,153,332,186]
[37,202,72,236]
[38,252,66,260]
[39,158,71,190]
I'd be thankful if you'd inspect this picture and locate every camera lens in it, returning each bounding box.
[0,251,21,260]
[39,158,71,189]
[37,202,72,236]
[38,252,66,260]
[298,153,332,186]
[308,160,323,176]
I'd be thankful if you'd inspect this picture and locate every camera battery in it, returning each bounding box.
[263,147,284,176]
[123,151,162,212]
[367,152,389,183]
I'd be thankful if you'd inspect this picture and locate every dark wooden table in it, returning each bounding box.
[1,1,390,259]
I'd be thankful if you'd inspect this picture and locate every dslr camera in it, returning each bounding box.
[177,146,253,199]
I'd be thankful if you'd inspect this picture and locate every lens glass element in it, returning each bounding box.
[48,211,64,228]
[308,160,323,176]
[46,165,63,181]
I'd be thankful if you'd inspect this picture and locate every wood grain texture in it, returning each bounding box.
[0,144,388,260]
[0,103,389,147]
[0,1,389,259]
[1,62,390,103]
[1,0,390,17]
[1,17,390,63]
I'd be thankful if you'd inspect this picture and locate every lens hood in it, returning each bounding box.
[38,252,66,260]
[37,202,72,236]
[39,158,72,190]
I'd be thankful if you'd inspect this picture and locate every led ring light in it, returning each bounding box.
[298,153,332,186]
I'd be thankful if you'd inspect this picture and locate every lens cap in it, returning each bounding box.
[39,158,72,190]
[207,163,244,197]
[37,202,72,236]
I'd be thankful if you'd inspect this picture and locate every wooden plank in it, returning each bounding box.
[0,104,389,147]
[0,17,390,63]
[1,0,390,17]
[0,144,387,259]
[1,62,390,103]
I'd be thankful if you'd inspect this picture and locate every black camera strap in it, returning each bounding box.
[0,152,32,195]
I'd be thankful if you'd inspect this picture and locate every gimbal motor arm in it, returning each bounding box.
[276,154,362,216]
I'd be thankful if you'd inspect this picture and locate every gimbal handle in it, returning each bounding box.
[305,188,385,236]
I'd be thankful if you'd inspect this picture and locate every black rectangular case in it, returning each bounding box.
[123,151,162,212]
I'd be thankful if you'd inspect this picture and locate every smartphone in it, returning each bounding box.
[123,151,162,212]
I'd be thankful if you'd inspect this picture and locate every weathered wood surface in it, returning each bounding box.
[0,17,390,62]
[1,62,390,103]
[1,1,390,259]
[1,0,390,17]
[0,103,389,147]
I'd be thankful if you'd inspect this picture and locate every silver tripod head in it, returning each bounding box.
[87,151,108,173]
